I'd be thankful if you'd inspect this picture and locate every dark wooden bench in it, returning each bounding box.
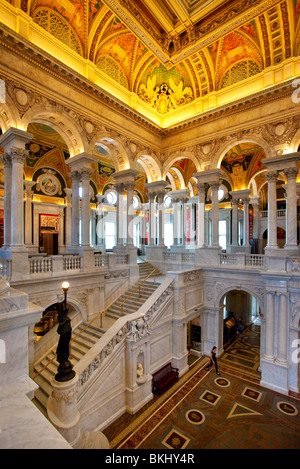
[152,362,179,393]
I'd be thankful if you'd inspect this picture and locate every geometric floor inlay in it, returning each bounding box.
[241,386,262,402]
[214,377,231,388]
[276,401,299,416]
[185,409,206,425]
[199,390,222,406]
[227,402,262,419]
[161,428,191,449]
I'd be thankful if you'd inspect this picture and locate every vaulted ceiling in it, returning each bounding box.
[8,0,300,116]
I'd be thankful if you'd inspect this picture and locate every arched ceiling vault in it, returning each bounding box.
[8,0,300,118]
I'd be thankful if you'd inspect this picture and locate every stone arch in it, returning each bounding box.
[0,99,21,133]
[162,152,201,180]
[91,132,131,173]
[215,284,264,316]
[34,294,86,323]
[290,127,300,153]
[134,152,162,182]
[21,105,86,157]
[214,136,273,170]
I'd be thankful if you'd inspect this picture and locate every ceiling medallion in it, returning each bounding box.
[138,78,193,114]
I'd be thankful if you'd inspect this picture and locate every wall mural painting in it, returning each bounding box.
[25,142,54,168]
[240,20,260,46]
[217,32,262,85]
[31,0,86,45]
[221,144,266,191]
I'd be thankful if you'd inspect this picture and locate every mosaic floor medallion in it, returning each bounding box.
[185,409,205,426]
[199,390,221,406]
[241,386,262,402]
[276,401,298,416]
[214,377,231,388]
[162,428,191,449]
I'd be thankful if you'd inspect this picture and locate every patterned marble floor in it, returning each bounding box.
[103,324,300,450]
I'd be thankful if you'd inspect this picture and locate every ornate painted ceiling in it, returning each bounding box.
[11,0,300,116]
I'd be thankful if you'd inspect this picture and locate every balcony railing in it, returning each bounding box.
[220,253,265,269]
[260,209,286,218]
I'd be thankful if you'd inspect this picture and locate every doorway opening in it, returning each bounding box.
[187,317,201,367]
[39,214,59,255]
[220,289,261,377]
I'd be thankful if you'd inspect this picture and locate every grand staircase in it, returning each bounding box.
[32,323,105,417]
[31,259,160,417]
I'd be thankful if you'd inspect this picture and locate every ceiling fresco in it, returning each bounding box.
[12,0,299,115]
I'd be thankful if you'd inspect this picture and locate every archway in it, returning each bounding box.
[219,289,262,377]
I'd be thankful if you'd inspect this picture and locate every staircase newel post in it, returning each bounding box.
[47,373,81,447]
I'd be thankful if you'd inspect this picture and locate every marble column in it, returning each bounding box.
[197,183,206,248]
[265,170,278,250]
[24,180,36,247]
[172,199,180,246]
[264,291,275,361]
[70,171,80,249]
[66,153,98,259]
[64,188,72,249]
[210,182,220,248]
[0,128,33,252]
[80,168,93,248]
[115,183,125,247]
[125,181,135,246]
[277,292,288,365]
[2,153,11,248]
[242,196,251,248]
[157,191,165,247]
[11,150,27,248]
[250,195,260,252]
[147,192,155,246]
[284,167,298,249]
[231,197,239,248]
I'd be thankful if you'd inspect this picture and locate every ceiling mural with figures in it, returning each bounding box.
[7,0,298,116]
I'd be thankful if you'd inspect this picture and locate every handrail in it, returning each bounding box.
[137,255,153,275]
[32,310,105,380]
[119,268,157,316]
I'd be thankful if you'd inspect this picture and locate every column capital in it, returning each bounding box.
[124,181,135,192]
[0,127,33,152]
[2,146,28,164]
[78,167,93,181]
[24,180,36,197]
[284,167,299,180]
[66,152,97,172]
[265,170,278,183]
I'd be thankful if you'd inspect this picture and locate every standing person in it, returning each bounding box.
[205,346,220,375]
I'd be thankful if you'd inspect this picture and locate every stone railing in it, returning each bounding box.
[94,254,109,267]
[29,256,53,274]
[0,259,11,280]
[220,253,265,269]
[6,252,130,280]
[116,254,129,265]
[260,209,286,218]
[164,251,195,264]
[74,277,174,388]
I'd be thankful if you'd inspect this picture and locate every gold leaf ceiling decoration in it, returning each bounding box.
[13,0,300,115]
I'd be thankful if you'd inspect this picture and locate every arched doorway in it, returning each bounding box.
[219,289,262,377]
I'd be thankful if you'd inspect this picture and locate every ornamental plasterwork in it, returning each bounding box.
[35,169,62,197]
[183,270,202,283]
[104,270,128,279]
